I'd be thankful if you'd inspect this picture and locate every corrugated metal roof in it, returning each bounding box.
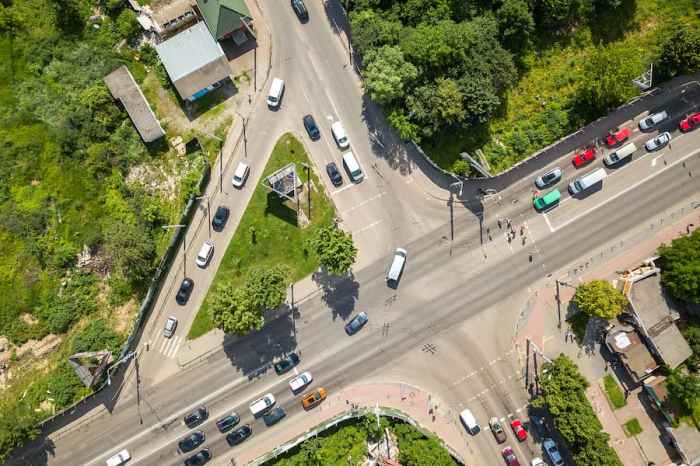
[155,22,226,82]
[196,0,251,40]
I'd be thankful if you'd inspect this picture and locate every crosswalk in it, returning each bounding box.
[155,335,182,359]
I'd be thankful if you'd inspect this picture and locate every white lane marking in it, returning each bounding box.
[300,85,311,106]
[543,212,554,232]
[166,336,182,359]
[552,146,700,233]
[340,192,387,215]
[651,152,667,167]
[331,183,356,196]
[354,219,384,235]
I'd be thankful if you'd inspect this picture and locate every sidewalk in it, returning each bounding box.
[215,382,470,466]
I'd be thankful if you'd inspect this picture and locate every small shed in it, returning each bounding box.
[104,66,165,143]
[155,22,231,102]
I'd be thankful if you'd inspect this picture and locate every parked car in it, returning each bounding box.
[303,114,320,140]
[542,438,565,466]
[326,162,343,187]
[231,161,250,188]
[302,388,327,410]
[273,353,299,375]
[534,167,562,188]
[605,127,631,147]
[212,206,230,231]
[533,189,560,212]
[184,407,208,429]
[501,446,520,466]
[176,277,194,305]
[489,417,507,444]
[106,450,130,466]
[510,419,527,441]
[572,147,596,167]
[215,413,240,433]
[291,0,309,21]
[644,132,671,151]
[531,458,546,466]
[195,240,214,268]
[249,393,276,416]
[331,121,350,148]
[680,112,700,132]
[184,449,211,466]
[639,110,668,130]
[289,371,313,392]
[345,311,368,335]
[163,316,178,338]
[262,407,286,426]
[178,431,205,453]
[226,425,252,446]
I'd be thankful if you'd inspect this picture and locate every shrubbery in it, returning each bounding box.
[658,229,700,304]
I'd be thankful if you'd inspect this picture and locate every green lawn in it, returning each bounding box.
[424,0,697,174]
[623,418,643,436]
[603,374,627,409]
[188,133,336,339]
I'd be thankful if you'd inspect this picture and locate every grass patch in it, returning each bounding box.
[567,312,590,342]
[623,418,643,436]
[188,133,336,339]
[603,374,627,409]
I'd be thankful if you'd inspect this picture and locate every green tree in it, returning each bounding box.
[578,44,640,115]
[0,399,40,463]
[103,220,156,283]
[682,321,700,372]
[309,225,357,276]
[496,0,534,51]
[387,109,421,141]
[572,279,627,320]
[656,22,700,81]
[211,282,264,335]
[393,422,455,466]
[658,229,700,303]
[245,265,291,312]
[72,319,122,355]
[668,371,700,413]
[534,0,590,31]
[349,9,401,54]
[363,46,418,105]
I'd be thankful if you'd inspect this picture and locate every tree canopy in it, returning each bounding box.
[308,225,357,276]
[658,229,700,304]
[572,279,628,320]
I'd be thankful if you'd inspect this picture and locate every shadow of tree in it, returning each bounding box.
[312,269,359,321]
[589,0,638,45]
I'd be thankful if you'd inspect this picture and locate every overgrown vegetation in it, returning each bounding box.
[658,229,700,305]
[603,374,627,409]
[534,354,623,465]
[188,134,337,339]
[267,414,455,466]
[349,0,700,174]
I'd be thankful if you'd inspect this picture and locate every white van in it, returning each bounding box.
[267,78,284,108]
[342,151,364,182]
[106,449,130,466]
[386,248,407,285]
[331,121,350,149]
[603,142,637,166]
[568,167,607,195]
[459,408,480,435]
[250,393,275,416]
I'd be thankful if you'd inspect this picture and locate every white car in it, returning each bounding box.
[106,449,130,466]
[331,121,350,149]
[195,240,214,268]
[542,438,565,466]
[163,316,177,338]
[249,393,275,416]
[289,371,313,392]
[531,458,546,466]
[644,131,671,151]
[231,161,250,188]
[639,110,668,130]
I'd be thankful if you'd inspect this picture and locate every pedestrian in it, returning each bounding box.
[520,225,525,236]
[498,218,502,229]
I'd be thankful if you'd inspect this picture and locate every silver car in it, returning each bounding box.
[163,316,178,338]
[535,167,562,189]
[639,110,668,130]
[644,132,671,151]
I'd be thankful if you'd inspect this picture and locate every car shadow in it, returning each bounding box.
[311,269,359,321]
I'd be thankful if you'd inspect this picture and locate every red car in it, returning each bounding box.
[572,147,596,167]
[680,112,700,132]
[510,419,527,441]
[501,447,521,466]
[605,127,631,147]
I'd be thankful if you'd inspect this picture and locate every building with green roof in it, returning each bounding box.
[195,0,252,41]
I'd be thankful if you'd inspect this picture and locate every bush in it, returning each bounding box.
[623,418,642,436]
[46,360,86,409]
[658,229,700,304]
[603,374,626,409]
[72,319,122,356]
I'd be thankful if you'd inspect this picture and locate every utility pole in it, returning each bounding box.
[163,224,187,278]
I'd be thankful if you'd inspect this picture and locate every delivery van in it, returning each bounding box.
[603,142,637,166]
[568,167,607,195]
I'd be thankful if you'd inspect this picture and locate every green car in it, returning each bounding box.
[533,189,561,211]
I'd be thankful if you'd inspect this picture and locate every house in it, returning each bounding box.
[155,22,231,102]
[152,0,198,38]
[103,66,165,143]
[195,0,253,44]
[644,376,700,465]
[622,261,692,370]
[604,326,658,383]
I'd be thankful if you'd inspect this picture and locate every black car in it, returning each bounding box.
[178,431,205,453]
[216,413,240,432]
[273,353,300,375]
[303,114,320,140]
[184,449,211,466]
[226,425,252,446]
[262,407,286,427]
[212,206,230,231]
[184,406,208,428]
[344,311,368,335]
[176,277,195,305]
[291,0,309,21]
[326,162,343,187]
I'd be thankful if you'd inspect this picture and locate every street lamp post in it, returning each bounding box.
[301,163,311,221]
[197,194,212,239]
[163,224,187,278]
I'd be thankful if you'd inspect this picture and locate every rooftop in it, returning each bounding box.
[605,326,657,381]
[196,0,251,40]
[668,424,700,465]
[103,66,165,143]
[155,22,226,82]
